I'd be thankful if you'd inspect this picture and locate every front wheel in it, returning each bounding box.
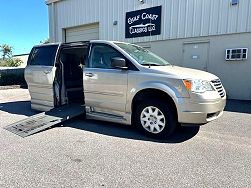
[134,99,177,139]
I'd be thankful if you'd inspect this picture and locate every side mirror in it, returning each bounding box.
[111,57,127,70]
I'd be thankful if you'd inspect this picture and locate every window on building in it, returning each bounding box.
[225,48,248,61]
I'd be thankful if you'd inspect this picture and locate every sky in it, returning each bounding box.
[0,0,49,55]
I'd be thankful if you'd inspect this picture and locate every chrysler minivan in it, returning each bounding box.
[25,40,226,138]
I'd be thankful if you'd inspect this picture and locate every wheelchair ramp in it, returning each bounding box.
[4,104,85,137]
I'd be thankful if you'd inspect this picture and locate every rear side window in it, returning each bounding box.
[28,45,58,66]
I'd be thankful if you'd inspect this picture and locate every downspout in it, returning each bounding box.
[51,2,56,42]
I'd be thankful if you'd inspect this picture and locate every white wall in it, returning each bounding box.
[48,0,251,43]
[13,54,29,68]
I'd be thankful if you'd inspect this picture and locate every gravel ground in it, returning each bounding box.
[0,89,250,188]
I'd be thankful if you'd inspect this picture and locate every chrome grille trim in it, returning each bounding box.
[211,79,225,98]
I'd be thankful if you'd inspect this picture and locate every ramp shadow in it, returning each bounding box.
[0,100,36,116]
[64,119,200,143]
[225,100,251,114]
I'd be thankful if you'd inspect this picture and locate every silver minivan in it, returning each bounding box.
[25,40,226,138]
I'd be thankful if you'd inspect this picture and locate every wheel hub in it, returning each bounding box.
[140,106,166,134]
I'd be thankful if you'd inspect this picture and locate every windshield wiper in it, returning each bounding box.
[141,62,172,68]
[141,62,162,67]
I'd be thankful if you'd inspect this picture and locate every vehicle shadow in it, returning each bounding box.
[0,100,199,143]
[0,100,36,116]
[225,99,251,114]
[64,118,200,144]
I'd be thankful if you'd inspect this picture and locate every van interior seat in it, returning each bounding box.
[62,53,83,89]
[59,47,87,105]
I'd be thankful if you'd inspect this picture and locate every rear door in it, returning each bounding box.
[25,44,59,111]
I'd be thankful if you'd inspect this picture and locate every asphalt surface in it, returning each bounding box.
[0,89,250,188]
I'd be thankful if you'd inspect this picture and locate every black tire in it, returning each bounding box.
[134,99,177,139]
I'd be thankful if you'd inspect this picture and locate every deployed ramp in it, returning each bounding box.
[4,104,85,137]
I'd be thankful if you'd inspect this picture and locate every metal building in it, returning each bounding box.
[46,0,251,100]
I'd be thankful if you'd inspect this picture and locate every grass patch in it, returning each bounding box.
[0,58,22,67]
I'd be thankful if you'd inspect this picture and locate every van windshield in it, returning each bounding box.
[28,45,58,66]
[115,43,170,66]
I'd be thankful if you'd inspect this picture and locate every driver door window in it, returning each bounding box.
[89,44,124,69]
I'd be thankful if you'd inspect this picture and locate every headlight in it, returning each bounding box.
[183,79,214,93]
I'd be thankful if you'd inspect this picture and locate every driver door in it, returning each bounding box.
[84,43,128,114]
[25,44,59,111]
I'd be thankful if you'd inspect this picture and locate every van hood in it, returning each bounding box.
[149,65,218,81]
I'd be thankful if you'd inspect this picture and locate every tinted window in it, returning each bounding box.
[89,44,124,69]
[28,45,58,66]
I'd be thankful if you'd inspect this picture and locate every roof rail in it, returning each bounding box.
[63,41,90,45]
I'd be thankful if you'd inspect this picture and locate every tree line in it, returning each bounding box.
[0,44,23,67]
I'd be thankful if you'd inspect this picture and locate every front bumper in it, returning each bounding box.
[176,97,226,125]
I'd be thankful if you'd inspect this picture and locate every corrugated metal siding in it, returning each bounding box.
[48,0,251,42]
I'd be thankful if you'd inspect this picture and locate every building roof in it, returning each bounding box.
[13,53,29,57]
[45,0,62,5]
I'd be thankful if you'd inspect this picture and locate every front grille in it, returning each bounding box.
[211,79,225,98]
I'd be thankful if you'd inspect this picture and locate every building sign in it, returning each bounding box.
[125,6,162,38]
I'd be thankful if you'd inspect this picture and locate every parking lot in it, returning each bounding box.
[0,88,250,188]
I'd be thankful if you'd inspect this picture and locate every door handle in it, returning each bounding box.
[44,70,51,74]
[85,73,94,77]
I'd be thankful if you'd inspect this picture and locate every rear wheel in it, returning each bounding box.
[134,99,177,139]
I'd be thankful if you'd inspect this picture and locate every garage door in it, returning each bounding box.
[65,23,99,42]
